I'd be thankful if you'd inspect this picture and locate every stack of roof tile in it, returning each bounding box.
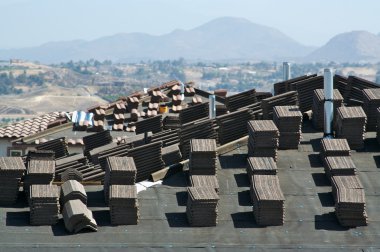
[151,129,180,147]
[95,143,131,168]
[216,108,254,144]
[179,120,217,159]
[104,156,137,203]
[163,114,181,129]
[334,75,349,102]
[255,92,272,102]
[134,115,162,134]
[216,104,228,116]
[88,105,107,132]
[109,185,139,225]
[36,137,68,158]
[320,138,351,159]
[62,199,97,233]
[249,175,285,226]
[362,89,380,131]
[237,102,262,119]
[80,164,104,182]
[26,150,55,162]
[179,103,209,124]
[261,91,298,119]
[24,160,55,193]
[191,96,203,105]
[128,141,165,182]
[331,175,368,227]
[113,102,126,131]
[189,139,217,175]
[273,74,317,95]
[185,86,196,96]
[150,89,165,103]
[335,107,367,149]
[246,157,277,176]
[55,154,88,181]
[247,120,279,161]
[29,184,59,225]
[312,89,343,130]
[311,89,344,130]
[225,88,257,112]
[60,180,87,206]
[189,175,219,193]
[127,96,139,110]
[60,168,83,182]
[346,76,380,105]
[0,157,25,205]
[130,108,145,122]
[292,76,324,113]
[147,103,159,117]
[323,156,356,178]
[162,144,183,166]
[83,130,113,157]
[273,106,302,149]
[186,186,219,227]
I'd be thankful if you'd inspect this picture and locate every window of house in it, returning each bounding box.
[7,147,25,157]
[9,149,23,157]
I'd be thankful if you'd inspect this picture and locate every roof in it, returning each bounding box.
[2,125,380,250]
[0,112,65,138]
[2,75,380,250]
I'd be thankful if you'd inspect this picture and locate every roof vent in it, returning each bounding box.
[209,94,216,119]
[283,62,291,81]
[324,68,334,138]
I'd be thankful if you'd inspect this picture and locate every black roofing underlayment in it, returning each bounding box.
[2,123,380,251]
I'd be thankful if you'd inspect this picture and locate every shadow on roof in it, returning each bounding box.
[317,192,335,207]
[315,213,349,231]
[86,190,106,208]
[51,220,71,236]
[165,212,189,228]
[162,171,188,187]
[357,137,380,152]
[373,155,380,168]
[231,212,263,228]
[233,173,250,187]
[92,209,111,227]
[219,154,247,169]
[312,173,331,187]
[237,190,251,206]
[175,191,187,206]
[308,153,323,168]
[6,211,29,227]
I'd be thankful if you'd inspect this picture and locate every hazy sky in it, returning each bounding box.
[0,0,378,49]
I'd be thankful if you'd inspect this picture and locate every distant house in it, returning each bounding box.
[0,112,68,156]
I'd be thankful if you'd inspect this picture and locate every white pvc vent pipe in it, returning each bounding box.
[324,68,334,138]
[209,94,216,119]
[283,62,291,81]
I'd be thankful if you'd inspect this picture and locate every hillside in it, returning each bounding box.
[306,31,380,62]
[0,17,314,63]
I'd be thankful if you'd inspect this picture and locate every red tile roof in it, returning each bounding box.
[0,112,64,138]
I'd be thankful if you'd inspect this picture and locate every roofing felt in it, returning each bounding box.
[2,127,380,250]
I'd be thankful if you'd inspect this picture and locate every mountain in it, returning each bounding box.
[0,17,315,63]
[306,31,380,62]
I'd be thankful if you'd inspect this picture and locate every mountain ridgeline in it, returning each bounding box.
[1,17,380,63]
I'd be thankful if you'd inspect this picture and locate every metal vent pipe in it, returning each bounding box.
[180,81,185,100]
[209,94,216,119]
[283,62,291,81]
[324,68,334,138]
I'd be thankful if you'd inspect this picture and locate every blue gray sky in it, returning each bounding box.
[0,0,378,49]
